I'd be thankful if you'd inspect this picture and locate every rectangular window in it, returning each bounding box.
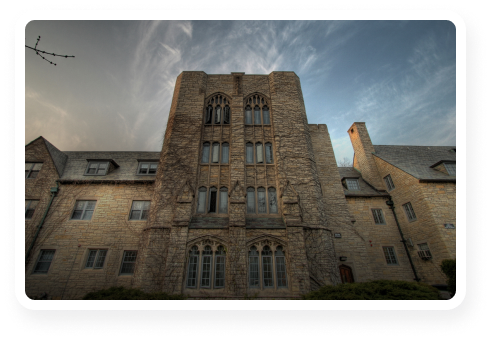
[197,188,206,213]
[372,209,385,225]
[25,200,39,219]
[129,201,150,220]
[219,188,228,213]
[246,144,254,164]
[215,255,225,288]
[85,161,109,175]
[245,107,252,125]
[138,162,158,175]
[209,189,217,213]
[256,144,264,163]
[265,143,273,164]
[85,249,107,269]
[383,246,398,265]
[263,108,270,125]
[247,189,255,213]
[249,256,259,287]
[257,188,267,214]
[403,202,417,221]
[221,143,229,163]
[418,243,430,251]
[444,163,456,175]
[346,179,360,190]
[201,254,212,288]
[262,256,273,288]
[384,174,395,191]
[25,163,43,179]
[33,250,55,274]
[186,254,199,288]
[212,143,220,163]
[119,251,137,275]
[71,200,96,220]
[275,256,287,287]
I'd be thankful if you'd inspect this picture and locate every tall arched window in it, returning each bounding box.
[265,143,273,163]
[246,143,254,164]
[219,187,228,213]
[257,187,267,214]
[268,188,278,213]
[256,142,264,163]
[205,94,230,125]
[186,242,227,289]
[248,244,288,289]
[197,187,207,213]
[202,142,210,163]
[247,187,255,213]
[186,246,199,288]
[244,94,271,126]
[208,187,217,213]
[211,142,220,163]
[221,143,229,163]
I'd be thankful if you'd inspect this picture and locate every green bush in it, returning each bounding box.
[440,259,456,297]
[82,286,187,300]
[302,280,441,300]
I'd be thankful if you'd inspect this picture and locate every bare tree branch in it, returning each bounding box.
[26,36,75,66]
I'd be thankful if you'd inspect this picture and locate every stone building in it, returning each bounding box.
[25,71,456,299]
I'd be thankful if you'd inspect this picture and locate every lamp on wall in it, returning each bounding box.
[339,256,347,261]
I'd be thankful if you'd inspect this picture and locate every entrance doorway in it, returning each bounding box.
[339,265,354,283]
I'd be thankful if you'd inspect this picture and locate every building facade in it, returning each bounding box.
[25,71,456,299]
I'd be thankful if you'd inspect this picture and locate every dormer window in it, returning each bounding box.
[444,163,456,176]
[346,179,360,191]
[138,162,158,175]
[84,159,119,176]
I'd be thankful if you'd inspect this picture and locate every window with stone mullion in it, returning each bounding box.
[200,246,213,288]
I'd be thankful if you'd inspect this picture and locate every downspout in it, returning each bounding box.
[386,198,420,282]
[25,183,59,264]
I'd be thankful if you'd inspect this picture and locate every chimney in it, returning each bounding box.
[348,122,385,190]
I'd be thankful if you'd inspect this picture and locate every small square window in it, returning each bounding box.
[384,174,395,191]
[138,162,158,175]
[129,201,150,220]
[33,250,55,274]
[346,179,360,191]
[71,200,96,220]
[444,163,456,176]
[85,249,108,269]
[25,163,43,179]
[85,161,109,176]
[25,200,39,219]
[119,251,137,275]
[403,202,417,222]
[372,209,385,225]
[383,246,398,265]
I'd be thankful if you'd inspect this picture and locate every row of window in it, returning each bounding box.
[26,161,158,178]
[378,243,432,265]
[186,245,287,289]
[196,187,278,215]
[204,101,271,126]
[201,142,274,164]
[26,200,150,221]
[33,249,137,275]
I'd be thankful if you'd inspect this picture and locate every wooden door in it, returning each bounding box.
[339,265,354,283]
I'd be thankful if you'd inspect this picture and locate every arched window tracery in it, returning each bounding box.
[204,94,230,125]
[247,241,288,290]
[244,94,271,126]
[186,240,227,289]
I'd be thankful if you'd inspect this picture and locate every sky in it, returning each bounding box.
[25,20,456,163]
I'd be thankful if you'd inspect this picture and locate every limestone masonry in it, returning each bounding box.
[25,71,456,299]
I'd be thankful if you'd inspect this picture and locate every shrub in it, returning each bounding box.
[82,286,187,300]
[440,259,456,297]
[302,280,441,300]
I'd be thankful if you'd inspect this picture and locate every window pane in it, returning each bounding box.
[275,256,287,287]
[254,106,261,124]
[26,163,33,171]
[247,188,255,213]
[249,256,259,287]
[262,256,273,287]
[86,250,97,268]
[215,255,225,288]
[82,210,93,220]
[201,255,212,287]
[246,143,253,164]
[223,106,230,124]
[263,107,270,124]
[205,106,212,124]
[383,247,397,264]
[86,201,96,210]
[71,210,83,219]
[265,143,273,163]
[245,107,252,124]
[212,143,219,163]
[221,143,229,163]
[256,143,263,163]
[34,261,51,273]
[95,250,107,268]
[209,188,217,213]
[219,188,228,213]
[187,255,199,287]
[268,188,278,213]
[347,179,360,190]
[130,210,141,220]
[132,201,143,210]
[33,163,43,171]
[29,171,39,178]
[215,106,221,124]
[257,188,266,214]
[148,163,158,174]
[139,163,148,174]
[202,143,210,163]
[197,188,206,213]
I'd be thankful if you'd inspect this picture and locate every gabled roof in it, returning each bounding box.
[25,136,68,177]
[338,167,389,197]
[372,145,456,180]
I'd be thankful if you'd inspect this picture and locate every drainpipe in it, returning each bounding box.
[25,183,59,264]
[386,199,420,282]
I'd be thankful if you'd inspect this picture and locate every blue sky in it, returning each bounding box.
[25,20,456,163]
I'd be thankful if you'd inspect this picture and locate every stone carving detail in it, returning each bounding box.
[187,237,226,252]
[176,180,194,203]
[230,180,246,201]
